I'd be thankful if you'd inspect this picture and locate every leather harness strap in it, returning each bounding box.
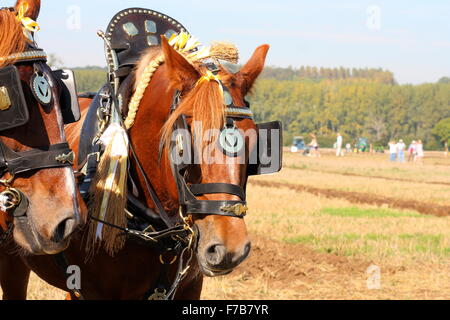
[189,183,246,201]
[0,141,73,176]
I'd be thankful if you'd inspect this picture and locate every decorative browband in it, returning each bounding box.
[0,50,48,63]
[225,107,254,119]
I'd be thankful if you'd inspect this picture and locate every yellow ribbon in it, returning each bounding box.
[197,70,221,85]
[16,2,40,33]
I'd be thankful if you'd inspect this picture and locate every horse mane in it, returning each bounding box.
[0,9,27,68]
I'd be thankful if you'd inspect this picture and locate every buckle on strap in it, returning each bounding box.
[55,151,75,165]
[0,142,74,175]
[221,203,248,217]
[186,200,248,218]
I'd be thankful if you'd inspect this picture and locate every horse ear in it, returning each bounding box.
[161,36,200,90]
[240,44,270,92]
[15,0,41,20]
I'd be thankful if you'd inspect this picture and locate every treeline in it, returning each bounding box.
[250,78,450,150]
[261,66,396,84]
[73,67,107,93]
[72,67,450,150]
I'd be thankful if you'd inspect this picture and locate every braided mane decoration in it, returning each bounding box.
[124,32,239,130]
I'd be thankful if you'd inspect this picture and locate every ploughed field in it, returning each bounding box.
[5,150,450,299]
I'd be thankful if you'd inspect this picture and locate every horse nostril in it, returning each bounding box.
[243,242,251,259]
[51,218,77,243]
[205,243,227,267]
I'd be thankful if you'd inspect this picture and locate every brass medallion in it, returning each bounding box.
[0,86,11,111]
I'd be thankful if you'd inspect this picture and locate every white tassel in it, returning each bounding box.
[94,123,129,239]
[85,100,130,256]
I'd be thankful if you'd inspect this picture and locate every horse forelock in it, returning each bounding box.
[160,74,225,153]
[0,9,27,68]
[132,40,241,153]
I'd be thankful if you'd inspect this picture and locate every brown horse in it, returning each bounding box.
[2,32,271,299]
[0,0,85,299]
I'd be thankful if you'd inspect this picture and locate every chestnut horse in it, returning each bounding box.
[0,0,84,299]
[2,34,270,299]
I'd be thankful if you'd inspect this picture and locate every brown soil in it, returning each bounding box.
[209,235,409,300]
[237,235,370,287]
[250,180,450,217]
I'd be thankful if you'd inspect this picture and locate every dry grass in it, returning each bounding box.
[262,153,450,205]
[284,151,450,184]
[2,152,449,300]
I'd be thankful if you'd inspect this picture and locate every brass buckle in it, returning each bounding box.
[159,249,178,265]
[221,203,248,217]
[148,288,167,300]
[0,172,15,187]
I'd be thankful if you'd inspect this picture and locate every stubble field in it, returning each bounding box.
[3,150,450,300]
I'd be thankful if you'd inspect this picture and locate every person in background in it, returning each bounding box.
[396,139,406,163]
[309,134,320,157]
[336,133,344,157]
[408,140,416,162]
[346,143,352,154]
[388,141,397,162]
[415,140,424,164]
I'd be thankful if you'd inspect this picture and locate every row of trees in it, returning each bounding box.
[250,77,450,150]
[261,66,396,84]
[72,66,450,150]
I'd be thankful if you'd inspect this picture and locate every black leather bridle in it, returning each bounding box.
[168,92,250,220]
[0,42,75,220]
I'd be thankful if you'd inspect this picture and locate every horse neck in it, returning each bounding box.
[128,65,180,212]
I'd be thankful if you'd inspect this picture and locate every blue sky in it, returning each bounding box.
[8,0,450,84]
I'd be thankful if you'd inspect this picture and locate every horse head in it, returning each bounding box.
[0,0,84,255]
[127,35,270,277]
